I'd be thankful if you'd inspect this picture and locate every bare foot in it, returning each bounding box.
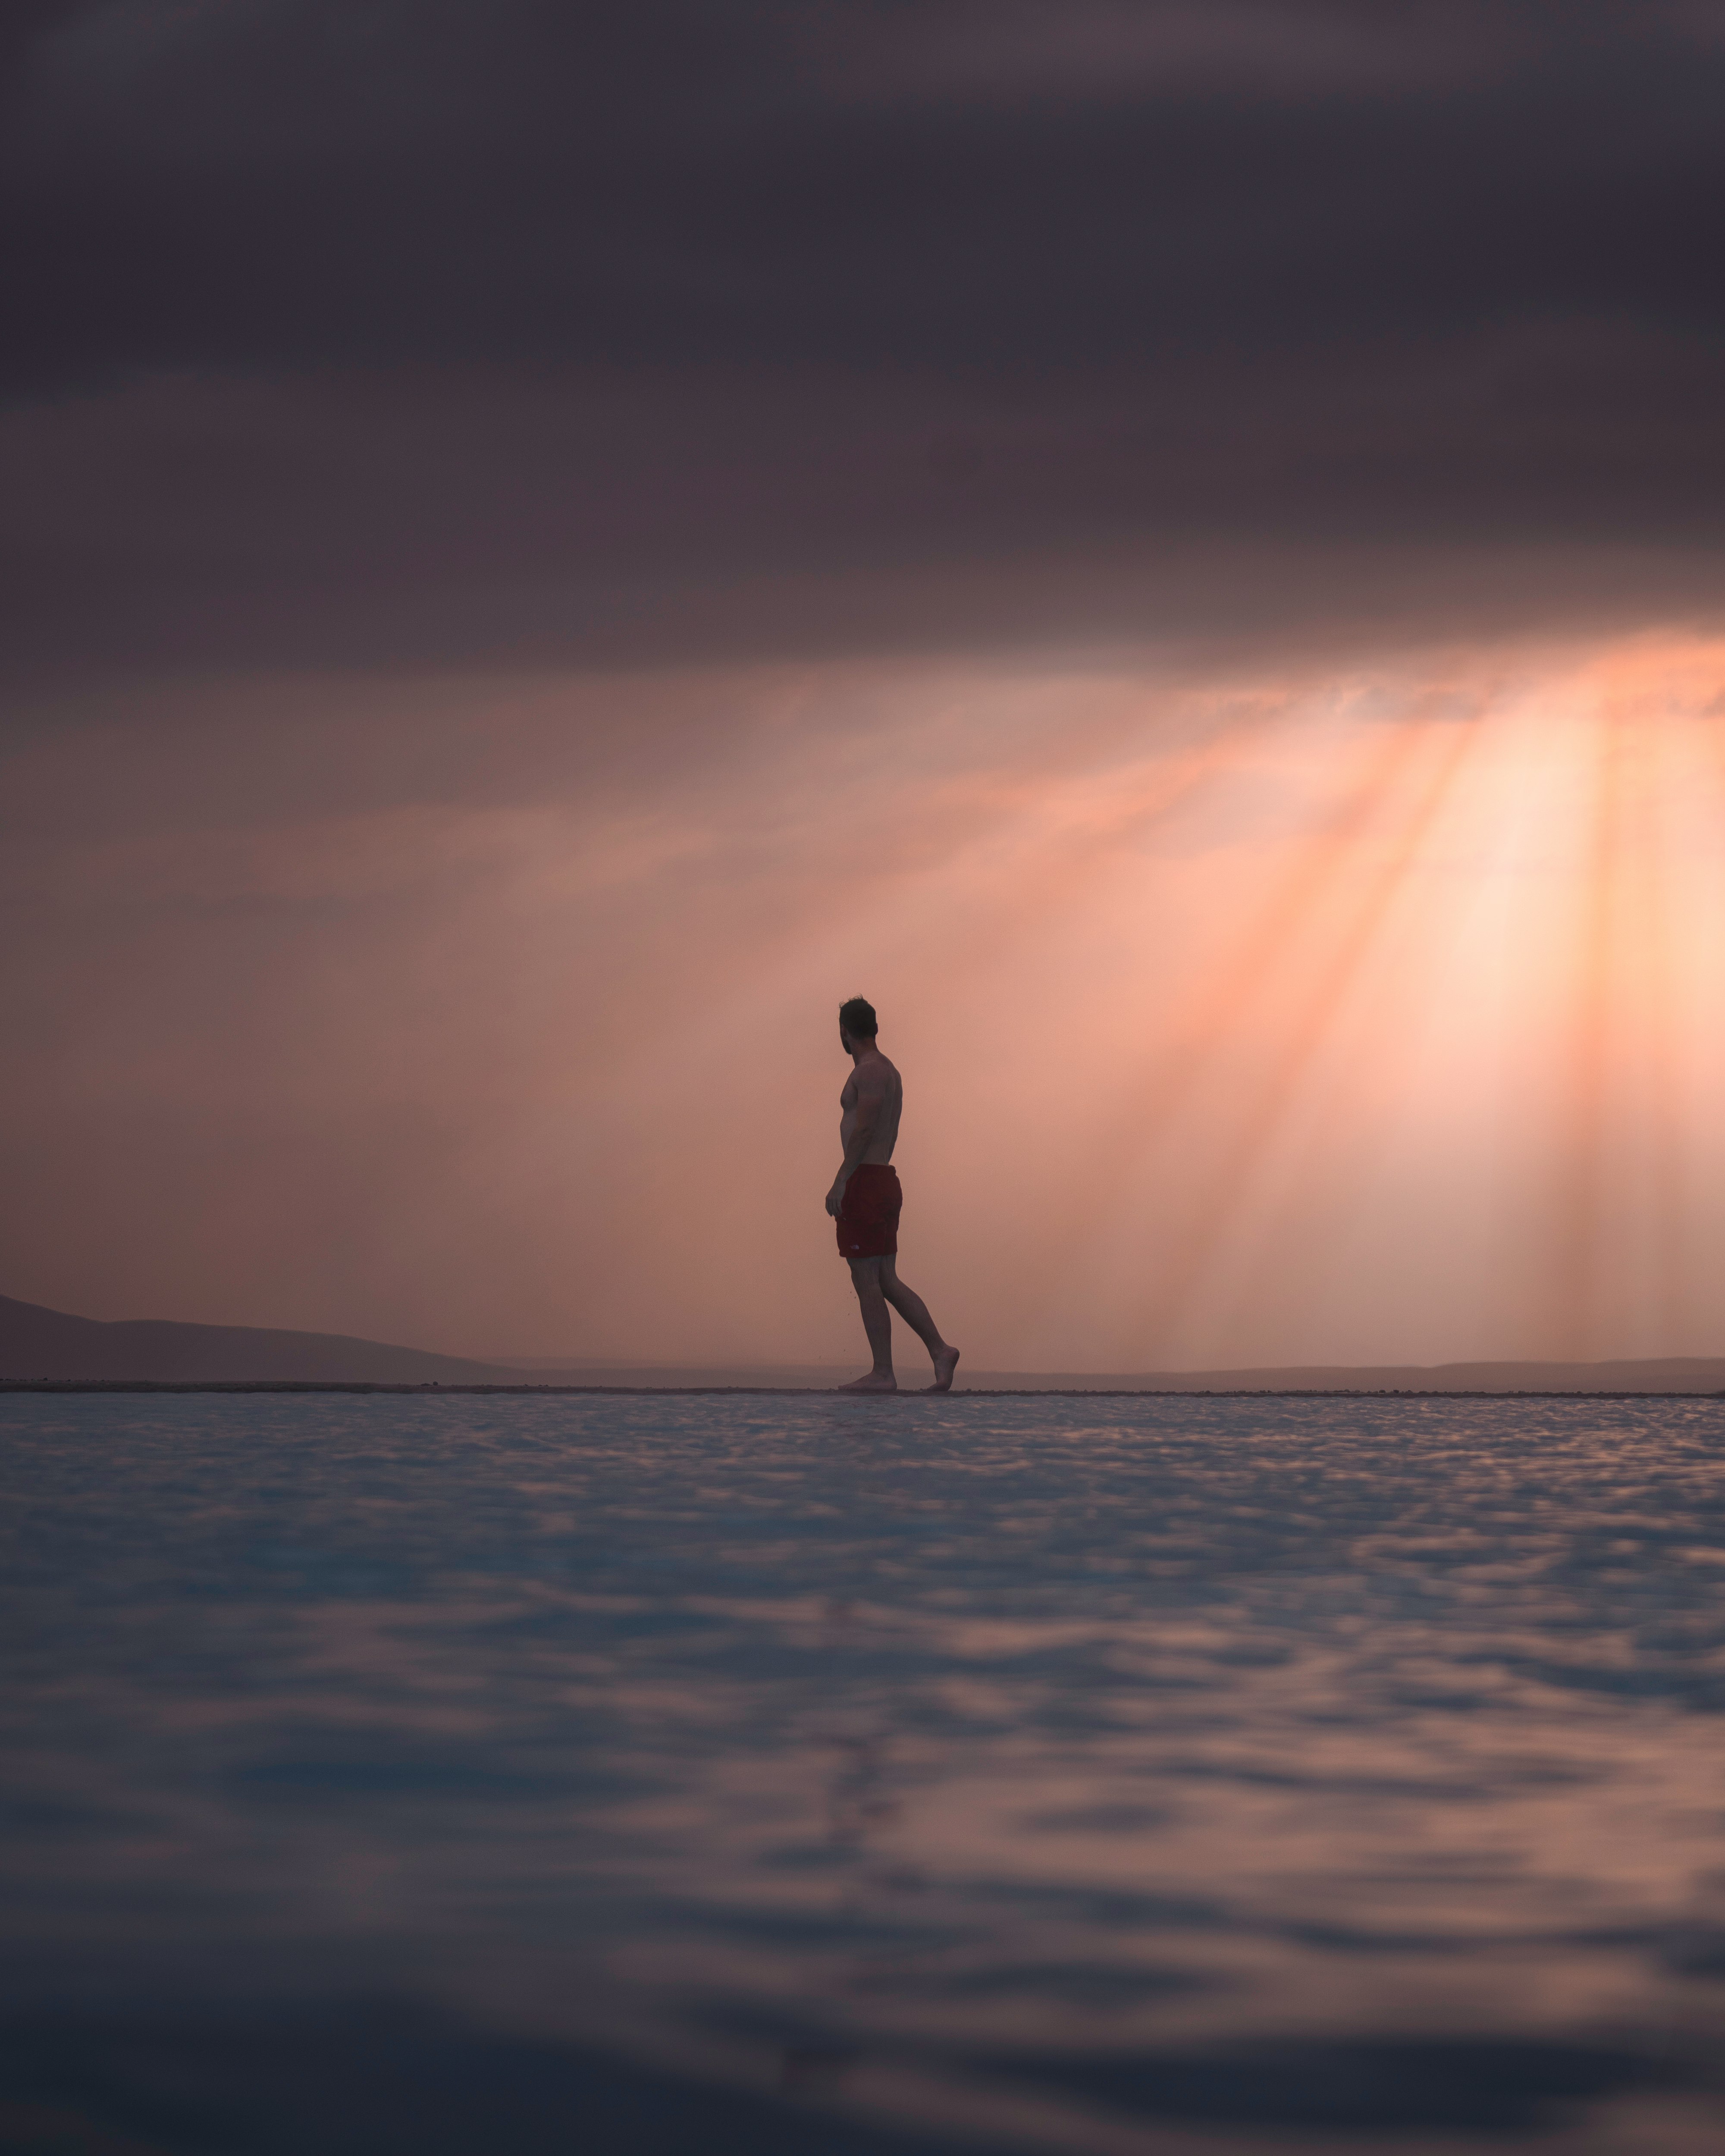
[926,1345,960,1393]
[837,1370,897,1393]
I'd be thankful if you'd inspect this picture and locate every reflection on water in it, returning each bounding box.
[3,1391,1724,2152]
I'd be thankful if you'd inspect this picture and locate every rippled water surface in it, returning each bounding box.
[4,1391,1725,2153]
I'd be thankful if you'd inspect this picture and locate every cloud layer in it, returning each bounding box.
[5,2,1725,673]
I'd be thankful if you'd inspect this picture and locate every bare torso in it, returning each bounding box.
[840,1050,903,1165]
[827,1028,958,1391]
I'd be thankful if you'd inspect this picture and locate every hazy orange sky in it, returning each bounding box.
[6,629,1724,1369]
[4,4,1725,1368]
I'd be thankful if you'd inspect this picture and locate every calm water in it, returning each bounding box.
[3,1391,1725,2154]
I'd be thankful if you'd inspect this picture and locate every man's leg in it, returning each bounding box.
[838,1256,897,1392]
[880,1258,960,1393]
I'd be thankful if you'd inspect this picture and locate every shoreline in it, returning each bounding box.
[4,1380,1722,1400]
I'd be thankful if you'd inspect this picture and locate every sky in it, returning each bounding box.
[4,1,1725,1369]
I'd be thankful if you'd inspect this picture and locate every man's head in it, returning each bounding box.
[838,995,878,1053]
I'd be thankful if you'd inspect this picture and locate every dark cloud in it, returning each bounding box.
[4,0,1725,677]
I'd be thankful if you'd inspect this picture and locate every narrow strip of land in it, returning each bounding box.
[3,1381,1720,1399]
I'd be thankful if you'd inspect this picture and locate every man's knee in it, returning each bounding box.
[848,1257,885,1297]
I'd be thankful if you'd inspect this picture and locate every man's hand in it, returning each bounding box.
[825,1178,847,1218]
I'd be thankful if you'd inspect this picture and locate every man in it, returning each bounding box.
[825,996,960,1394]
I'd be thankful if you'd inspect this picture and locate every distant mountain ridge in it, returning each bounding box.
[0,1294,523,1385]
[3,1293,1723,1391]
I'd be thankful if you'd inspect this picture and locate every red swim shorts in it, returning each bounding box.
[836,1163,901,1260]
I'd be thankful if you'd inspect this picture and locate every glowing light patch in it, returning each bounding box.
[5,634,1724,1369]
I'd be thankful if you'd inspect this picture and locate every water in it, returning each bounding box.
[3,1391,1724,2154]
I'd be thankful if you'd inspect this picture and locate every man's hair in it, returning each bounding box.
[838,995,878,1040]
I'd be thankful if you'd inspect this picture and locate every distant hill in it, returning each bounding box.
[3,1294,1722,1390]
[0,1293,523,1384]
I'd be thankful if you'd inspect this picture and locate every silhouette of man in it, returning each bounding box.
[825,997,960,1394]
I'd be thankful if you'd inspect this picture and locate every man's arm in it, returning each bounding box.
[825,1074,886,1216]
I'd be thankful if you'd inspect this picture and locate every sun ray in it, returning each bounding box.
[1031,703,1455,1342]
[910,679,1321,994]
[1625,704,1685,1353]
[1545,690,1627,1355]
[1161,710,1487,1353]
